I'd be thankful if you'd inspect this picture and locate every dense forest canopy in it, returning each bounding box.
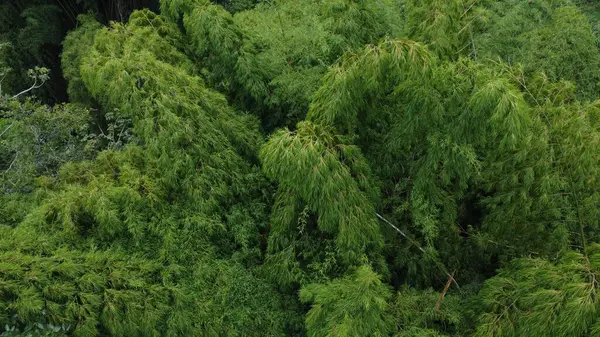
[2,0,600,336]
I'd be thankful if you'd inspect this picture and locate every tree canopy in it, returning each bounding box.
[2,0,600,336]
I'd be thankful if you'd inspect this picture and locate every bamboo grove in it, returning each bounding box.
[1,0,600,336]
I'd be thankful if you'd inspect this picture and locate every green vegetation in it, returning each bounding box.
[2,0,600,336]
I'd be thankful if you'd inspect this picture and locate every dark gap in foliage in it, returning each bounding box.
[0,0,160,104]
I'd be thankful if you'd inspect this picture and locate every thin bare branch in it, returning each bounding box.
[0,122,15,138]
[4,152,18,174]
[12,78,45,99]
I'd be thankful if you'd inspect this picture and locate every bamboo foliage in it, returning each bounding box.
[2,0,600,336]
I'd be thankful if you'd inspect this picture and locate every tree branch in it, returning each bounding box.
[4,151,18,174]
[435,270,455,311]
[375,212,460,289]
[0,122,15,138]
[12,78,45,99]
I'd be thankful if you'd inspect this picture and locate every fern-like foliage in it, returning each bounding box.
[0,225,291,336]
[476,244,600,336]
[278,38,567,285]
[0,7,293,335]
[401,0,489,60]
[475,0,600,99]
[2,1,600,336]
[300,265,394,337]
[161,0,404,129]
[0,9,268,272]
[60,14,102,105]
[261,121,382,265]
